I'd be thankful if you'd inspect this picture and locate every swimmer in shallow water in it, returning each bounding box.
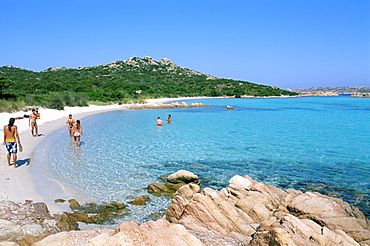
[167,114,172,124]
[72,119,83,146]
[156,117,163,126]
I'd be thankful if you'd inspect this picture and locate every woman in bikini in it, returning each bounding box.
[66,114,75,137]
[72,120,83,146]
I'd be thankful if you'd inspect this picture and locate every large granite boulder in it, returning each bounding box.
[34,218,203,246]
[33,227,114,246]
[287,191,370,243]
[0,200,70,245]
[166,170,200,191]
[166,174,370,245]
[148,170,200,196]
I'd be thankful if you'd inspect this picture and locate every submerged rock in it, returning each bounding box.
[61,201,129,226]
[67,199,80,210]
[147,182,171,194]
[128,195,150,205]
[53,199,66,204]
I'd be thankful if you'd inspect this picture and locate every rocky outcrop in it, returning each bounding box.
[351,93,370,98]
[0,200,70,245]
[298,91,339,96]
[34,218,203,246]
[5,174,370,245]
[166,175,370,245]
[33,227,114,246]
[126,101,209,110]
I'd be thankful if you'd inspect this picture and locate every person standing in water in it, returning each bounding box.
[3,118,22,168]
[156,117,163,126]
[66,114,75,137]
[72,120,83,146]
[29,109,38,137]
[166,114,172,124]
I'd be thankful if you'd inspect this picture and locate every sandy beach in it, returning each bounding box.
[0,97,209,214]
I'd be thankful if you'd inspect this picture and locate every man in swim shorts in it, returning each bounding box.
[156,117,163,126]
[3,118,22,168]
[29,109,38,137]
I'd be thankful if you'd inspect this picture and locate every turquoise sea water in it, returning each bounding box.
[37,96,370,225]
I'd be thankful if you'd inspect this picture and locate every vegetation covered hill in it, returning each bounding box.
[0,56,297,109]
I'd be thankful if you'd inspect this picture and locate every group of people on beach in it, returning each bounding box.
[2,109,84,168]
[4,110,168,168]
[65,114,83,146]
[2,108,40,168]
[156,114,172,126]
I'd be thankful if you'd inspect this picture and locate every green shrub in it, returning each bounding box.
[0,99,27,112]
[48,96,65,110]
[63,94,75,106]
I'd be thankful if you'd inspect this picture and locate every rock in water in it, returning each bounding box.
[128,195,151,205]
[147,182,171,194]
[166,170,200,191]
[167,170,199,183]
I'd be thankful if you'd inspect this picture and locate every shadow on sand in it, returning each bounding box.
[16,158,31,167]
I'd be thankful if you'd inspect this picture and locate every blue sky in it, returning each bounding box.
[1,1,369,89]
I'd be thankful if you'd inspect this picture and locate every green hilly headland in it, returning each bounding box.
[0,56,297,110]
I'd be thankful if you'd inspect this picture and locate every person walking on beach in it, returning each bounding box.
[72,120,83,146]
[66,114,75,137]
[29,109,38,137]
[156,117,163,126]
[166,114,172,124]
[3,118,22,168]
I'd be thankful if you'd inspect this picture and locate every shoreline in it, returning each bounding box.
[0,97,213,214]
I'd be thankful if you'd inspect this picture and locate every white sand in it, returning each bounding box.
[0,97,211,213]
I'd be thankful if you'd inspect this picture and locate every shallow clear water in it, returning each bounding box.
[38,96,370,225]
